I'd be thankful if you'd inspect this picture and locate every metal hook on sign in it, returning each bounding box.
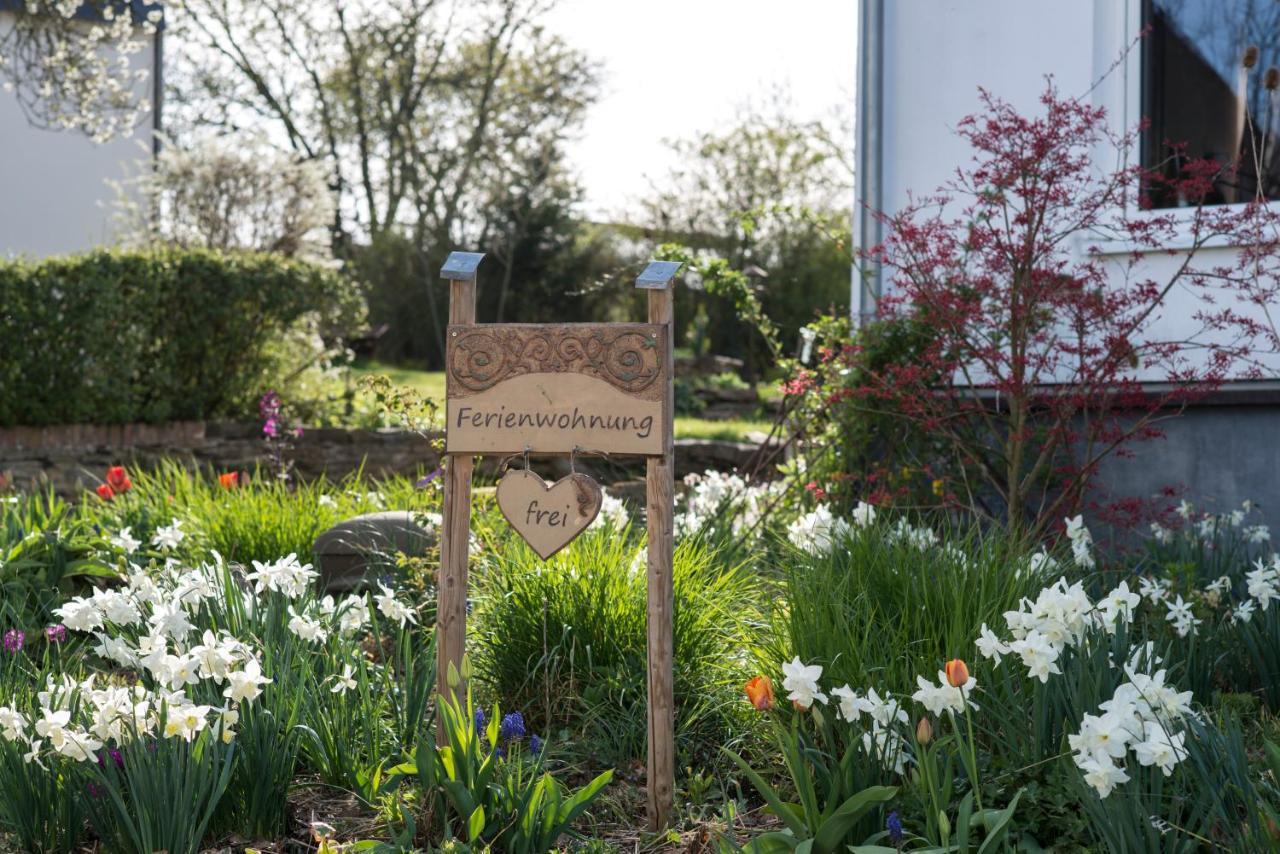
[570,445,581,475]
[522,445,531,472]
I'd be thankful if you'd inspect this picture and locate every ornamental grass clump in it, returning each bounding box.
[764,507,1050,696]
[472,522,761,767]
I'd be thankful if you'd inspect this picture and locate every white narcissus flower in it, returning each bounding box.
[1246,559,1280,610]
[0,707,27,741]
[911,671,977,716]
[164,704,212,742]
[1098,581,1140,630]
[92,588,141,627]
[786,506,849,555]
[1164,595,1200,638]
[23,738,45,768]
[975,623,1009,665]
[190,631,235,682]
[1138,576,1169,604]
[1068,712,1134,762]
[1232,599,1256,624]
[374,584,417,627]
[780,657,827,709]
[1008,630,1062,683]
[53,596,102,633]
[330,664,358,695]
[110,527,141,554]
[861,688,908,728]
[851,501,877,527]
[223,661,271,704]
[151,519,185,550]
[1076,754,1129,798]
[337,595,369,634]
[831,685,861,723]
[1132,722,1185,776]
[287,608,328,645]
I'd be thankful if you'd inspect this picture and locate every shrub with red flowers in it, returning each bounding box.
[787,83,1280,540]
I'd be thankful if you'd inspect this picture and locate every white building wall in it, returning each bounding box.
[860,0,1280,380]
[0,11,156,259]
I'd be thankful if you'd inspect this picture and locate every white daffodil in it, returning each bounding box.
[110,527,141,554]
[330,664,358,695]
[780,657,828,709]
[151,519,185,550]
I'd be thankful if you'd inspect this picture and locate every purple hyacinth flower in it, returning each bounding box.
[2,629,23,653]
[474,708,487,735]
[530,734,544,754]
[45,624,66,644]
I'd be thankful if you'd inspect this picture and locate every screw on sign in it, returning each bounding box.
[433,252,681,831]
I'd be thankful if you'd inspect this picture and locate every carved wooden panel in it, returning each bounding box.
[445,323,669,455]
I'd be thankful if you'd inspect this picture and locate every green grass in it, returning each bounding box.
[352,360,777,442]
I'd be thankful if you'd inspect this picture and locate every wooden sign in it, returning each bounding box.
[445,324,668,456]
[495,468,603,559]
[434,253,680,833]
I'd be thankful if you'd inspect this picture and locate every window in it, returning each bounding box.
[1144,0,1280,207]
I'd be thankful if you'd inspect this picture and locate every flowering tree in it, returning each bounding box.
[0,1,160,142]
[840,84,1280,539]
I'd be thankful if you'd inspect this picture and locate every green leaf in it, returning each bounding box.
[745,831,801,853]
[810,785,897,854]
[976,789,1023,854]
[467,805,486,843]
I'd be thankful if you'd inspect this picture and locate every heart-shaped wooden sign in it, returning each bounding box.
[496,468,603,560]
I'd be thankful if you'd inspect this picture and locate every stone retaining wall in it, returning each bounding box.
[0,422,775,496]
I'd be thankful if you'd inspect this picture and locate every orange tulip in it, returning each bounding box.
[96,484,115,501]
[945,658,970,688]
[744,675,775,711]
[219,471,240,489]
[105,466,132,493]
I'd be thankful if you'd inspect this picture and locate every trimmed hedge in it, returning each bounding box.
[0,248,359,426]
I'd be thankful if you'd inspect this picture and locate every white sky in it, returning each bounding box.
[543,0,858,220]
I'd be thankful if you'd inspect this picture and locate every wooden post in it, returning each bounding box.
[437,252,484,707]
[637,260,681,831]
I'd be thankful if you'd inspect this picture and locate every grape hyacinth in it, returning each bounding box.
[499,711,526,742]
[474,708,487,735]
[887,811,903,846]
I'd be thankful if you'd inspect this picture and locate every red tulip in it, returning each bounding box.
[105,466,132,493]
[219,472,240,489]
[96,484,115,501]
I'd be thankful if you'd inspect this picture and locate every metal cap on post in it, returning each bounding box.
[637,258,680,832]
[635,260,683,290]
[440,251,485,280]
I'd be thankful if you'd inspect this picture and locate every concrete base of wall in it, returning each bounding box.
[1092,402,1280,537]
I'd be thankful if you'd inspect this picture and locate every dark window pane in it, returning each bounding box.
[1144,0,1280,207]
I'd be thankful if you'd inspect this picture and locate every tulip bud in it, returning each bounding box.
[944,658,970,688]
[916,716,933,745]
[1245,45,1260,69]
[744,675,775,711]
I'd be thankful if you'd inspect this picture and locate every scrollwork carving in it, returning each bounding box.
[448,324,665,399]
